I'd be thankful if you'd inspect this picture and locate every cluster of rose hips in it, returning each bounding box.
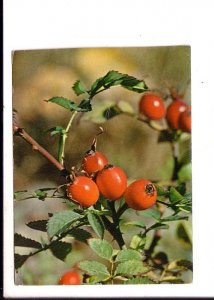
[139,92,191,133]
[66,131,157,211]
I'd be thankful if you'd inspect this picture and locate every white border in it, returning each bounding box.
[4,0,214,298]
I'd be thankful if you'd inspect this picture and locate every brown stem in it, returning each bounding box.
[13,122,69,176]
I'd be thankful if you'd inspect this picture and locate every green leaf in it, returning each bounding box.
[14,233,42,249]
[15,253,30,269]
[178,163,192,183]
[160,215,188,222]
[90,71,148,97]
[46,97,75,110]
[49,241,72,261]
[115,249,142,262]
[87,212,104,239]
[86,274,109,284]
[169,187,184,204]
[79,260,110,277]
[72,80,87,96]
[88,239,113,260]
[46,96,90,112]
[115,260,148,276]
[47,210,82,238]
[167,259,193,272]
[130,233,146,250]
[68,228,92,244]
[26,220,48,232]
[139,207,161,221]
[124,277,154,284]
[46,126,65,136]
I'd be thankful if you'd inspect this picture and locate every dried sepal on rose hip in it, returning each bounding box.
[124,179,157,210]
[82,127,108,175]
[66,173,99,207]
[96,164,127,201]
[139,93,166,120]
[59,271,82,285]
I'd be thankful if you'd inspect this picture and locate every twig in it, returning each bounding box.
[13,122,69,176]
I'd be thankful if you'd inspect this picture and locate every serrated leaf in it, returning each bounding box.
[115,260,148,276]
[88,239,113,260]
[139,207,161,220]
[26,220,48,232]
[72,80,87,96]
[130,234,146,250]
[116,249,142,262]
[167,259,193,271]
[14,233,42,249]
[47,210,82,238]
[46,97,90,112]
[15,254,30,269]
[169,187,184,204]
[90,71,148,97]
[68,228,92,244]
[124,277,154,284]
[46,97,74,110]
[160,215,188,222]
[79,260,110,277]
[49,240,72,261]
[87,212,104,239]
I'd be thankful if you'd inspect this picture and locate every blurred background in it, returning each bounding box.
[13,46,192,284]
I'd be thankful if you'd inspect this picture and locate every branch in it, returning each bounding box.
[13,122,70,177]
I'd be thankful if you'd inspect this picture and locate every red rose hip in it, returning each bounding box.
[67,176,99,207]
[59,271,81,285]
[124,179,157,210]
[96,165,127,201]
[166,98,189,130]
[82,151,108,174]
[139,93,166,120]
